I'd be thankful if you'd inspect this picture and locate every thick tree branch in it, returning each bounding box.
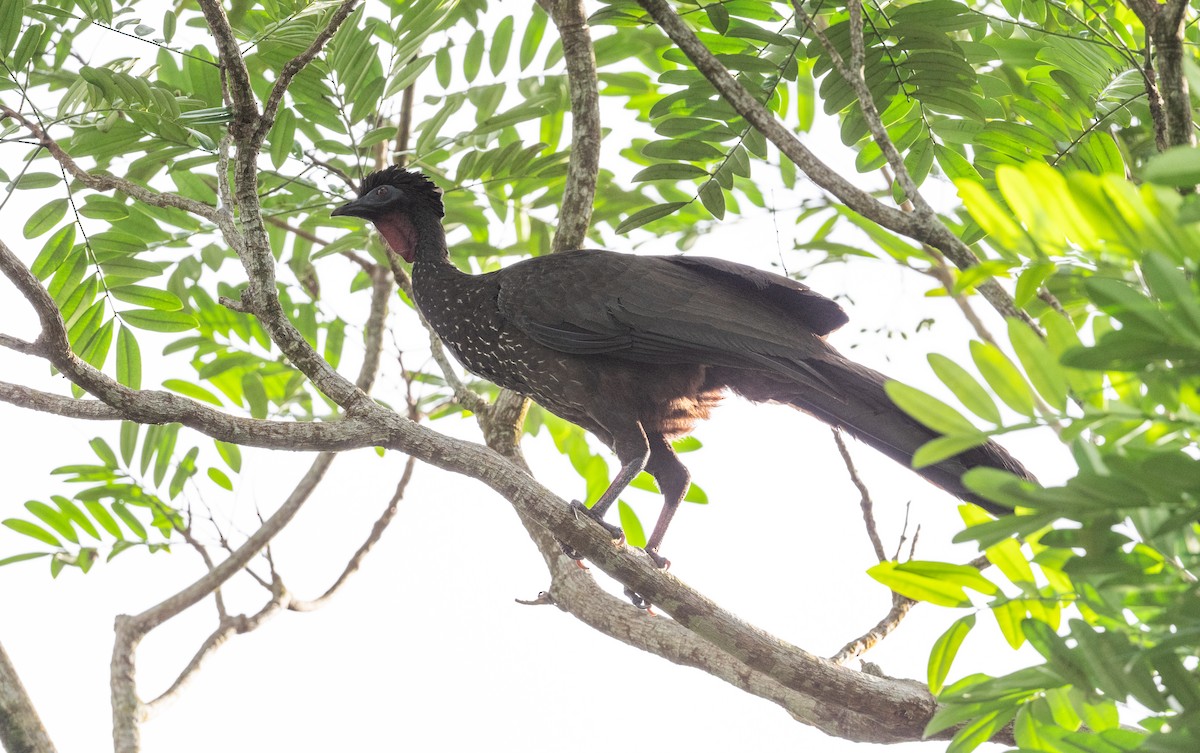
[536,0,601,251]
[0,640,57,753]
[1124,0,1192,149]
[2,228,984,744]
[194,0,258,138]
[0,381,121,420]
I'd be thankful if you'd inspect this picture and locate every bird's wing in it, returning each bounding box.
[495,250,847,392]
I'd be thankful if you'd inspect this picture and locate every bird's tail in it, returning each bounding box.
[718,356,1033,515]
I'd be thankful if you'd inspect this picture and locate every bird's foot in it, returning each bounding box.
[569,500,625,541]
[645,548,671,570]
[623,587,652,610]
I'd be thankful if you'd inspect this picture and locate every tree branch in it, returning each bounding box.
[257,0,361,143]
[288,456,417,611]
[0,106,221,223]
[111,452,336,753]
[140,584,288,721]
[0,640,57,753]
[635,0,1032,328]
[536,0,601,251]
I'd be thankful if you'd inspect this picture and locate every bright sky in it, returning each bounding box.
[0,7,1073,752]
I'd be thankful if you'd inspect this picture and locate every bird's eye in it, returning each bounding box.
[375,186,389,197]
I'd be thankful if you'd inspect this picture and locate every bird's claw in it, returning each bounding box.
[646,549,671,570]
[560,542,584,561]
[623,587,652,610]
[569,500,625,542]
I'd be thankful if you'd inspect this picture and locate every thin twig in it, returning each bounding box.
[832,429,886,563]
[0,105,222,224]
[289,456,417,611]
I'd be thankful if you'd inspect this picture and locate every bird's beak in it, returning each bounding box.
[331,197,366,218]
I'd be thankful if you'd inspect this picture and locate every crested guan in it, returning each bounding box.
[332,167,1032,573]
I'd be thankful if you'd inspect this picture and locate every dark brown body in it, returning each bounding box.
[334,167,1033,569]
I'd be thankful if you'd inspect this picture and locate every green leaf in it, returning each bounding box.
[89,437,118,467]
[617,501,646,548]
[947,709,1014,753]
[642,140,722,162]
[119,421,139,465]
[489,16,513,76]
[169,446,199,499]
[631,163,709,182]
[1141,145,1200,187]
[969,341,1035,417]
[24,199,68,239]
[868,560,998,607]
[2,519,61,547]
[1006,319,1068,411]
[615,202,689,234]
[519,7,547,70]
[463,29,483,82]
[14,172,61,190]
[1013,261,1056,308]
[268,107,296,169]
[25,501,78,543]
[215,440,242,472]
[207,467,233,491]
[153,423,179,487]
[1085,277,1171,335]
[384,54,433,99]
[1141,252,1200,334]
[83,501,122,538]
[0,553,50,567]
[324,319,346,369]
[162,379,223,406]
[990,599,1027,649]
[699,181,725,220]
[934,144,982,183]
[111,503,147,540]
[0,0,22,59]
[885,381,978,435]
[913,434,990,468]
[928,353,1001,424]
[116,325,141,389]
[242,372,268,419]
[30,224,76,280]
[929,614,975,694]
[705,3,730,34]
[78,318,114,370]
[435,46,451,87]
[109,285,184,311]
[53,496,100,540]
[119,308,196,333]
[986,537,1036,588]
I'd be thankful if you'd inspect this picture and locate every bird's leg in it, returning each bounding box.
[642,435,691,571]
[560,429,650,560]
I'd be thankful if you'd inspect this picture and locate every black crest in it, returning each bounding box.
[359,166,445,217]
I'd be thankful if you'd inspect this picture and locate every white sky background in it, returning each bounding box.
[0,4,1076,751]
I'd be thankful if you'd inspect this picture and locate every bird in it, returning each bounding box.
[332,167,1032,594]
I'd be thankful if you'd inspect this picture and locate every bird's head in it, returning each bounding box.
[331,167,444,262]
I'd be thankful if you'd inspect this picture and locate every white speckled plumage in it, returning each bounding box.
[331,167,1034,569]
